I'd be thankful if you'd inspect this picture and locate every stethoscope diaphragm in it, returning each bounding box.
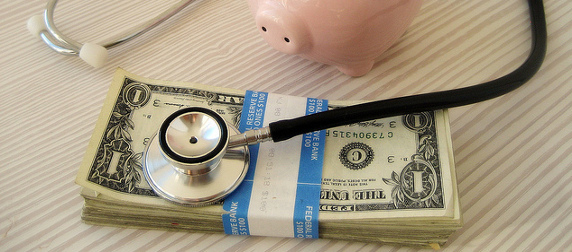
[143,107,249,206]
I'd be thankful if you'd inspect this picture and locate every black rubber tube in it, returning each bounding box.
[269,0,547,142]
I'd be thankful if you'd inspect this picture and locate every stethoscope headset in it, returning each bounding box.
[29,0,547,206]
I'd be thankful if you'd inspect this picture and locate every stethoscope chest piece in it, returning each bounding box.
[143,107,249,206]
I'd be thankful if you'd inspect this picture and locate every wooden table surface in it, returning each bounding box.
[1,0,570,251]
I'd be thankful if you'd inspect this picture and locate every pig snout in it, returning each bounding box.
[255,8,311,55]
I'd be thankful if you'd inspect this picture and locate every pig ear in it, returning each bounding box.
[246,0,258,16]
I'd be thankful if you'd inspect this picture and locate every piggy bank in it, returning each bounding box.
[247,0,423,76]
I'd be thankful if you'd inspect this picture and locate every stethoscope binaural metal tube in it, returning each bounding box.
[28,0,197,67]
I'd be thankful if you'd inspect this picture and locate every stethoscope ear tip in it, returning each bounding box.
[28,14,108,68]
[27,15,46,39]
[79,43,108,68]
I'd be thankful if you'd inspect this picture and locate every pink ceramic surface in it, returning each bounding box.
[247,0,423,76]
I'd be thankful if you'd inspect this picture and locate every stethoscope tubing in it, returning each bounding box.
[268,0,547,143]
[39,0,197,55]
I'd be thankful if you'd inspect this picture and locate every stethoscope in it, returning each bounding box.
[29,0,547,206]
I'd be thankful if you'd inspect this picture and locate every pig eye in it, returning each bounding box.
[284,37,290,43]
[261,27,267,32]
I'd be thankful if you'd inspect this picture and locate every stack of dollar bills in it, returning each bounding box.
[76,69,462,249]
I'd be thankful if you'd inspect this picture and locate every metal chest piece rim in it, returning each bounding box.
[143,107,249,206]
